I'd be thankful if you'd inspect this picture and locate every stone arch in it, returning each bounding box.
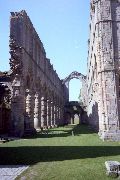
[62,71,87,105]
[62,71,86,94]
[64,101,84,125]
[62,71,86,85]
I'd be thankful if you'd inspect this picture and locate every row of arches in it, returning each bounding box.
[10,74,65,137]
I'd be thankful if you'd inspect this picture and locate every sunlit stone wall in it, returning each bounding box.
[9,10,68,136]
[87,0,120,141]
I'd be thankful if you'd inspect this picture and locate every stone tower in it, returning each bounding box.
[87,0,120,140]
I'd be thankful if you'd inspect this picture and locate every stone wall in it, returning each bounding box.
[9,10,68,136]
[87,0,120,140]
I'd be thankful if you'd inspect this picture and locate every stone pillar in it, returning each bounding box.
[55,103,58,127]
[34,92,41,131]
[41,95,47,129]
[41,96,45,128]
[10,84,25,137]
[38,92,41,128]
[44,96,47,128]
[47,99,49,127]
[51,101,54,127]
[53,103,56,127]
[56,104,59,125]
[24,89,35,134]
[25,90,31,130]
[59,107,60,119]
[60,105,63,121]
[58,106,61,125]
[47,98,51,128]
[48,98,51,128]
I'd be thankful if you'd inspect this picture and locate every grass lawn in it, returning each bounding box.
[0,124,120,180]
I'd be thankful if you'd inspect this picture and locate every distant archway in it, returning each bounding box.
[62,71,86,89]
[64,101,84,125]
[62,71,86,101]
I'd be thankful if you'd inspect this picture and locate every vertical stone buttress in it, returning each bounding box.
[88,0,120,140]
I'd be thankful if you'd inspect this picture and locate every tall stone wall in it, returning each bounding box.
[87,0,120,140]
[9,10,68,136]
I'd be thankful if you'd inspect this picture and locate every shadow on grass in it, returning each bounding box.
[27,125,96,139]
[0,146,120,165]
[72,124,96,135]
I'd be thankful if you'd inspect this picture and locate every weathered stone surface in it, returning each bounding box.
[105,161,120,177]
[87,0,120,141]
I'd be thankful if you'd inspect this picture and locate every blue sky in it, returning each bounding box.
[0,0,90,101]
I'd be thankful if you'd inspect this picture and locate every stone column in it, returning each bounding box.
[34,92,40,131]
[59,107,61,119]
[41,96,45,128]
[44,96,47,128]
[55,103,58,127]
[25,90,31,130]
[47,98,51,128]
[58,106,61,125]
[38,93,41,128]
[53,103,56,127]
[51,101,54,127]
[25,89,35,134]
[56,104,59,125]
[10,84,25,137]
[41,95,47,129]
[60,106,62,123]
[48,98,51,128]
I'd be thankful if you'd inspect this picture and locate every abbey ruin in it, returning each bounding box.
[0,10,69,137]
[0,0,120,141]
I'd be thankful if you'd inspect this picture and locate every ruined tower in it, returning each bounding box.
[87,0,120,140]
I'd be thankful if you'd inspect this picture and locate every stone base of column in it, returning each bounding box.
[50,125,54,128]
[35,128,41,132]
[46,125,51,129]
[98,130,120,141]
[42,126,48,130]
[24,128,36,136]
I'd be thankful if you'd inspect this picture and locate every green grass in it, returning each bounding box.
[0,124,120,180]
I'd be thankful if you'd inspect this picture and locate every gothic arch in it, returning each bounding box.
[62,71,86,92]
[62,71,87,107]
[62,71,86,85]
